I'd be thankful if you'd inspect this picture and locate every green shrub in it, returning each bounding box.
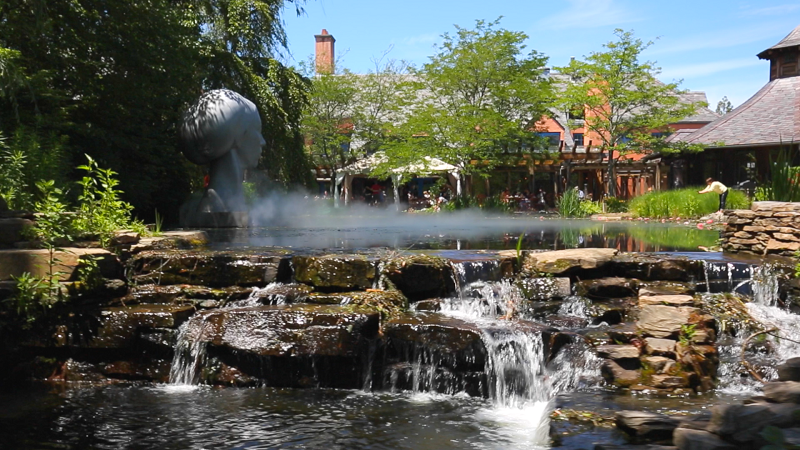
[72,154,143,246]
[557,189,601,218]
[604,197,628,213]
[758,144,800,202]
[481,195,513,212]
[628,187,750,219]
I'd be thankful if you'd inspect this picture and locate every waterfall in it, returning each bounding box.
[715,264,800,393]
[558,295,590,319]
[168,314,211,385]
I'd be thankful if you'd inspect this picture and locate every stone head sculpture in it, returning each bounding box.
[180,89,265,215]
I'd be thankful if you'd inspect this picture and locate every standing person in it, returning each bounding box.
[698,177,728,211]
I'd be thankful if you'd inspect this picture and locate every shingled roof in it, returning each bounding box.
[758,24,800,59]
[683,76,800,147]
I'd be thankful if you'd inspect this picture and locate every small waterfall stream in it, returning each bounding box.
[716,264,800,393]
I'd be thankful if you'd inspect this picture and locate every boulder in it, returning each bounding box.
[516,277,571,300]
[576,277,638,299]
[521,248,618,275]
[642,356,675,374]
[601,359,640,386]
[610,254,700,281]
[606,322,638,344]
[0,218,33,246]
[672,428,737,450]
[382,254,455,300]
[638,281,695,297]
[193,304,380,358]
[597,344,640,360]
[637,305,698,338]
[763,381,800,404]
[615,410,679,443]
[639,295,695,307]
[644,338,677,357]
[0,248,122,282]
[383,313,487,372]
[128,231,209,253]
[72,304,195,348]
[650,374,687,389]
[707,403,780,445]
[293,254,378,292]
[778,357,800,382]
[129,250,291,287]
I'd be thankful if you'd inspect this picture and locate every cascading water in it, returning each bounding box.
[168,314,210,385]
[716,264,800,393]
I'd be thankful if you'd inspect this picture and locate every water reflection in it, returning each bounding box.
[201,216,718,252]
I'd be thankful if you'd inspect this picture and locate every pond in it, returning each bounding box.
[202,213,720,252]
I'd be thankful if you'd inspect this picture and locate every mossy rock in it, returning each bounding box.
[293,254,377,291]
[382,254,455,301]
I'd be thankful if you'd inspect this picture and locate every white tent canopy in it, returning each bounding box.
[334,153,461,208]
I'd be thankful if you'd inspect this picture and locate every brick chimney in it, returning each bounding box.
[315,29,335,74]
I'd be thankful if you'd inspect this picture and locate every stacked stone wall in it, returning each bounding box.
[722,201,800,256]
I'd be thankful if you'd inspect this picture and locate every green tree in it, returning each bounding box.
[384,18,553,180]
[301,64,359,194]
[716,96,733,115]
[0,0,311,222]
[556,29,703,197]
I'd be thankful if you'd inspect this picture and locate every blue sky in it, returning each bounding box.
[281,0,800,109]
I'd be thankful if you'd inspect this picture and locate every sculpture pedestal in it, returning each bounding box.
[181,211,249,228]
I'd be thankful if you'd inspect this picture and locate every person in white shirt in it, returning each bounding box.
[698,177,728,211]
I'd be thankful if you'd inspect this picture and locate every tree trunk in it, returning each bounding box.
[606,151,617,198]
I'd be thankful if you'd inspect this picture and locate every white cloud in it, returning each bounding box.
[659,58,764,80]
[536,0,643,30]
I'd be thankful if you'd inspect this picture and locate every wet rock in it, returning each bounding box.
[250,283,314,304]
[195,304,381,357]
[59,359,107,383]
[139,328,179,350]
[637,305,698,338]
[522,248,618,275]
[517,277,571,300]
[121,284,253,305]
[128,231,209,253]
[306,290,408,318]
[642,356,675,374]
[110,230,140,246]
[707,403,783,445]
[383,313,486,371]
[639,281,695,297]
[594,446,677,450]
[601,359,640,386]
[644,338,677,358]
[102,359,171,382]
[590,298,636,325]
[293,254,378,292]
[0,218,33,247]
[597,344,640,360]
[576,277,638,299]
[639,295,695,307]
[610,254,701,281]
[383,254,455,300]
[778,357,800,382]
[205,361,261,387]
[615,410,679,443]
[382,362,486,397]
[129,250,291,287]
[72,304,195,348]
[650,375,687,389]
[0,248,122,282]
[763,381,800,403]
[607,323,638,344]
[672,428,737,450]
[545,315,588,329]
[413,299,443,312]
[582,327,613,346]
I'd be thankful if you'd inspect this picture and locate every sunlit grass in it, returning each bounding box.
[628,188,750,219]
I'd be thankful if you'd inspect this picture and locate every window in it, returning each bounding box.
[618,135,632,144]
[568,106,585,120]
[572,133,584,146]
[651,132,667,139]
[537,132,561,148]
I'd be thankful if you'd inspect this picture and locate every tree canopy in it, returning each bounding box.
[0,0,311,221]
[380,19,553,178]
[556,29,703,197]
